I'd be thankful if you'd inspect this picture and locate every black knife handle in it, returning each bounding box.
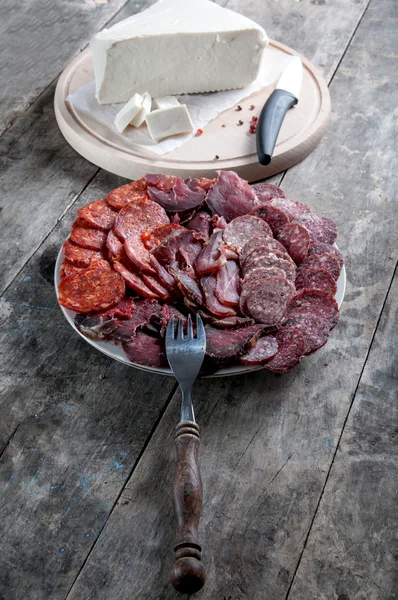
[256,89,298,166]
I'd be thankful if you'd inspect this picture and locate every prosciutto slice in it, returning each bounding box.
[206,171,260,222]
[146,174,206,212]
[195,230,227,275]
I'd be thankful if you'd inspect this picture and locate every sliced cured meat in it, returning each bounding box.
[239,235,272,264]
[251,182,285,201]
[60,258,84,280]
[265,327,306,372]
[201,274,237,318]
[284,314,330,355]
[287,289,340,329]
[175,207,198,225]
[223,245,239,260]
[74,297,135,340]
[185,211,212,238]
[113,261,160,299]
[58,266,125,313]
[245,277,295,325]
[152,229,205,267]
[243,254,296,284]
[106,179,148,210]
[106,229,124,260]
[206,171,260,222]
[215,261,240,307]
[185,177,214,193]
[141,274,170,299]
[70,218,107,251]
[205,324,265,360]
[210,214,228,231]
[123,332,167,367]
[142,224,185,250]
[110,299,163,342]
[269,197,311,220]
[239,266,288,314]
[308,242,344,269]
[277,223,311,265]
[195,230,227,275]
[176,271,204,306]
[62,239,103,268]
[240,335,278,365]
[125,233,157,274]
[223,215,272,251]
[293,213,338,244]
[149,255,177,291]
[158,304,188,334]
[146,175,206,211]
[244,245,295,271]
[211,316,255,329]
[295,267,337,295]
[250,204,290,235]
[77,199,117,231]
[299,253,341,281]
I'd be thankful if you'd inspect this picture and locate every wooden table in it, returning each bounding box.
[1,1,397,598]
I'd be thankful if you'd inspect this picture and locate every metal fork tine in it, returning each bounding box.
[166,314,175,342]
[196,314,205,344]
[187,314,193,340]
[177,317,184,340]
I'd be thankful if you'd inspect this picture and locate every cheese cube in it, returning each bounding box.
[114,93,142,132]
[146,105,194,142]
[152,96,180,111]
[131,92,152,127]
[91,0,268,104]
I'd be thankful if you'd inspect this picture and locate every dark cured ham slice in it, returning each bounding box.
[201,274,236,318]
[211,214,228,231]
[215,261,240,307]
[265,327,306,372]
[149,255,177,292]
[195,230,227,275]
[205,324,265,360]
[245,277,295,326]
[185,211,212,238]
[185,177,214,193]
[223,215,272,251]
[110,299,163,342]
[74,297,135,340]
[250,204,290,235]
[113,262,160,299]
[240,335,278,365]
[106,179,148,210]
[251,182,286,201]
[276,223,311,265]
[62,239,103,268]
[211,316,255,329]
[142,224,185,250]
[146,174,206,211]
[287,289,340,330]
[206,171,260,222]
[176,271,204,306]
[152,229,205,267]
[141,274,170,299]
[58,266,125,313]
[77,199,117,231]
[123,332,168,367]
[70,218,107,251]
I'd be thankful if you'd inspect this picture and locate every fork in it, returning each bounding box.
[165,314,206,595]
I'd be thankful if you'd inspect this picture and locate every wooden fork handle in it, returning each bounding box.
[170,421,206,594]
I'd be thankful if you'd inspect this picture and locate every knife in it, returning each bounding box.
[256,56,303,166]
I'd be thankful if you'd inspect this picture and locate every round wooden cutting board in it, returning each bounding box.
[54,41,330,182]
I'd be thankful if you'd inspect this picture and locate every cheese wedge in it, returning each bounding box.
[114,93,142,132]
[91,0,268,104]
[131,92,152,127]
[146,105,194,142]
[152,96,180,111]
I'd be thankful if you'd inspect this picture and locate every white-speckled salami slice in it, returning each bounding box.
[240,335,278,365]
[239,267,287,316]
[276,223,311,265]
[283,314,330,354]
[251,182,286,201]
[269,198,311,219]
[223,215,272,250]
[250,204,290,235]
[299,253,341,280]
[308,243,344,269]
[243,248,296,283]
[293,213,338,245]
[265,327,306,372]
[295,267,337,295]
[287,289,340,330]
[246,276,295,326]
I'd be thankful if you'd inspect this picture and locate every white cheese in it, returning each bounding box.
[152,96,180,111]
[146,105,194,142]
[131,91,152,127]
[114,93,143,132]
[91,0,268,104]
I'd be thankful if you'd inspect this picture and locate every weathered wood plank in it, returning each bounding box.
[63,0,398,597]
[0,181,177,599]
[287,269,398,599]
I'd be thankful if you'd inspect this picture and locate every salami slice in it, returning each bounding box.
[141,224,185,250]
[250,204,290,235]
[113,261,160,299]
[115,198,169,241]
[276,223,311,265]
[295,267,337,295]
[244,245,295,271]
[60,258,84,280]
[265,327,306,372]
[215,261,240,307]
[251,182,286,201]
[122,332,167,367]
[293,213,338,245]
[62,239,103,268]
[201,274,237,318]
[240,335,278,365]
[308,242,344,269]
[58,266,125,313]
[245,276,295,325]
[223,215,272,251]
[240,236,285,264]
[287,289,340,330]
[299,253,341,281]
[141,274,170,299]
[205,324,265,360]
[106,230,124,260]
[239,267,287,316]
[283,314,330,355]
[70,218,107,251]
[243,248,296,283]
[269,198,311,219]
[212,316,255,329]
[106,179,148,210]
[77,199,117,231]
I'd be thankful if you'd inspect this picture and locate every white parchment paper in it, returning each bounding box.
[66,48,292,156]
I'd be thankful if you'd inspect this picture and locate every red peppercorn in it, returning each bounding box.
[236,105,243,111]
[221,124,226,128]
[196,128,203,136]
[249,104,255,110]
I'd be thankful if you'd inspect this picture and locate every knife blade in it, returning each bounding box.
[256,56,303,166]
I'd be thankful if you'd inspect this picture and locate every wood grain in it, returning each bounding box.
[63,0,398,597]
[288,268,398,599]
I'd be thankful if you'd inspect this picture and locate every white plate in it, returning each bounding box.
[54,247,346,377]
